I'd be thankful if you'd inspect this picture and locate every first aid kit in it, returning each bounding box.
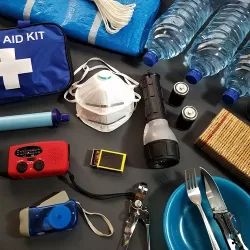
[0,20,73,104]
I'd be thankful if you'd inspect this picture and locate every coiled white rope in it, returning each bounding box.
[92,0,136,34]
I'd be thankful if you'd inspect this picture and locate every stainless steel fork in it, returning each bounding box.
[185,169,220,250]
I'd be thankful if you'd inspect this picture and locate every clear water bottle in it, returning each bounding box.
[222,40,250,104]
[143,0,220,67]
[186,0,250,84]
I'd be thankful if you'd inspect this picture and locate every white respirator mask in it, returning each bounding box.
[64,58,141,132]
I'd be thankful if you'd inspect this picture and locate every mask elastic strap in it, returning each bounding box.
[86,57,139,87]
[133,92,141,110]
[64,58,106,102]
[64,65,90,103]
[65,59,112,102]
[76,201,114,237]
[134,92,141,102]
[64,57,140,103]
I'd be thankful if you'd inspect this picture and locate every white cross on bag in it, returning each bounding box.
[0,48,33,90]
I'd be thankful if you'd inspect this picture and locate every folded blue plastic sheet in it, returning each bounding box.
[0,0,160,56]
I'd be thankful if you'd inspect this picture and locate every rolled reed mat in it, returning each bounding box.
[195,109,250,186]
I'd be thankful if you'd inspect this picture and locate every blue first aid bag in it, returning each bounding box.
[0,21,73,103]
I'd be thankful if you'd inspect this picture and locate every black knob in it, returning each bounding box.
[144,140,180,169]
[34,160,44,171]
[17,162,28,173]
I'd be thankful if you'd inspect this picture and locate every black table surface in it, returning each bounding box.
[0,7,249,250]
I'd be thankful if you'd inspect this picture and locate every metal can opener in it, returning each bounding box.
[122,183,150,250]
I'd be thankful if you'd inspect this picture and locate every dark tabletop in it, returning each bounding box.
[0,4,249,250]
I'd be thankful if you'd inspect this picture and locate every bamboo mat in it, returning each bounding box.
[195,109,250,186]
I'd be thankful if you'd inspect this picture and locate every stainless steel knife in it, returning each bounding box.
[200,167,248,250]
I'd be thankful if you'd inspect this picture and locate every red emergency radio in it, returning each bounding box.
[7,141,69,179]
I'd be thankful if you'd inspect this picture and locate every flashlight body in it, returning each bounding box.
[141,73,180,168]
[140,73,166,122]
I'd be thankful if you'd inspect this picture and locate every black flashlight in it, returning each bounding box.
[140,72,180,168]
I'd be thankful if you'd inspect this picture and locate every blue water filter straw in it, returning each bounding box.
[0,109,70,131]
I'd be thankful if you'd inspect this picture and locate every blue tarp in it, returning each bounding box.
[0,0,160,56]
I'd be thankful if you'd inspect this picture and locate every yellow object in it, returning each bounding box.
[97,149,127,172]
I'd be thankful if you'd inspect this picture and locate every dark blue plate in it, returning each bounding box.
[163,177,250,250]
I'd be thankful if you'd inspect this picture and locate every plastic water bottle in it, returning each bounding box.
[222,40,250,104]
[186,0,250,84]
[143,0,220,67]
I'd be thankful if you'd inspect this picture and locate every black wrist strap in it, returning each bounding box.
[67,171,135,200]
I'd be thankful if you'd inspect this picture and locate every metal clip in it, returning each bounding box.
[122,183,150,250]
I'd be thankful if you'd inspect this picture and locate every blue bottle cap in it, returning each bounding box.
[186,69,203,84]
[48,205,72,229]
[143,51,159,67]
[222,88,240,104]
[52,109,70,127]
